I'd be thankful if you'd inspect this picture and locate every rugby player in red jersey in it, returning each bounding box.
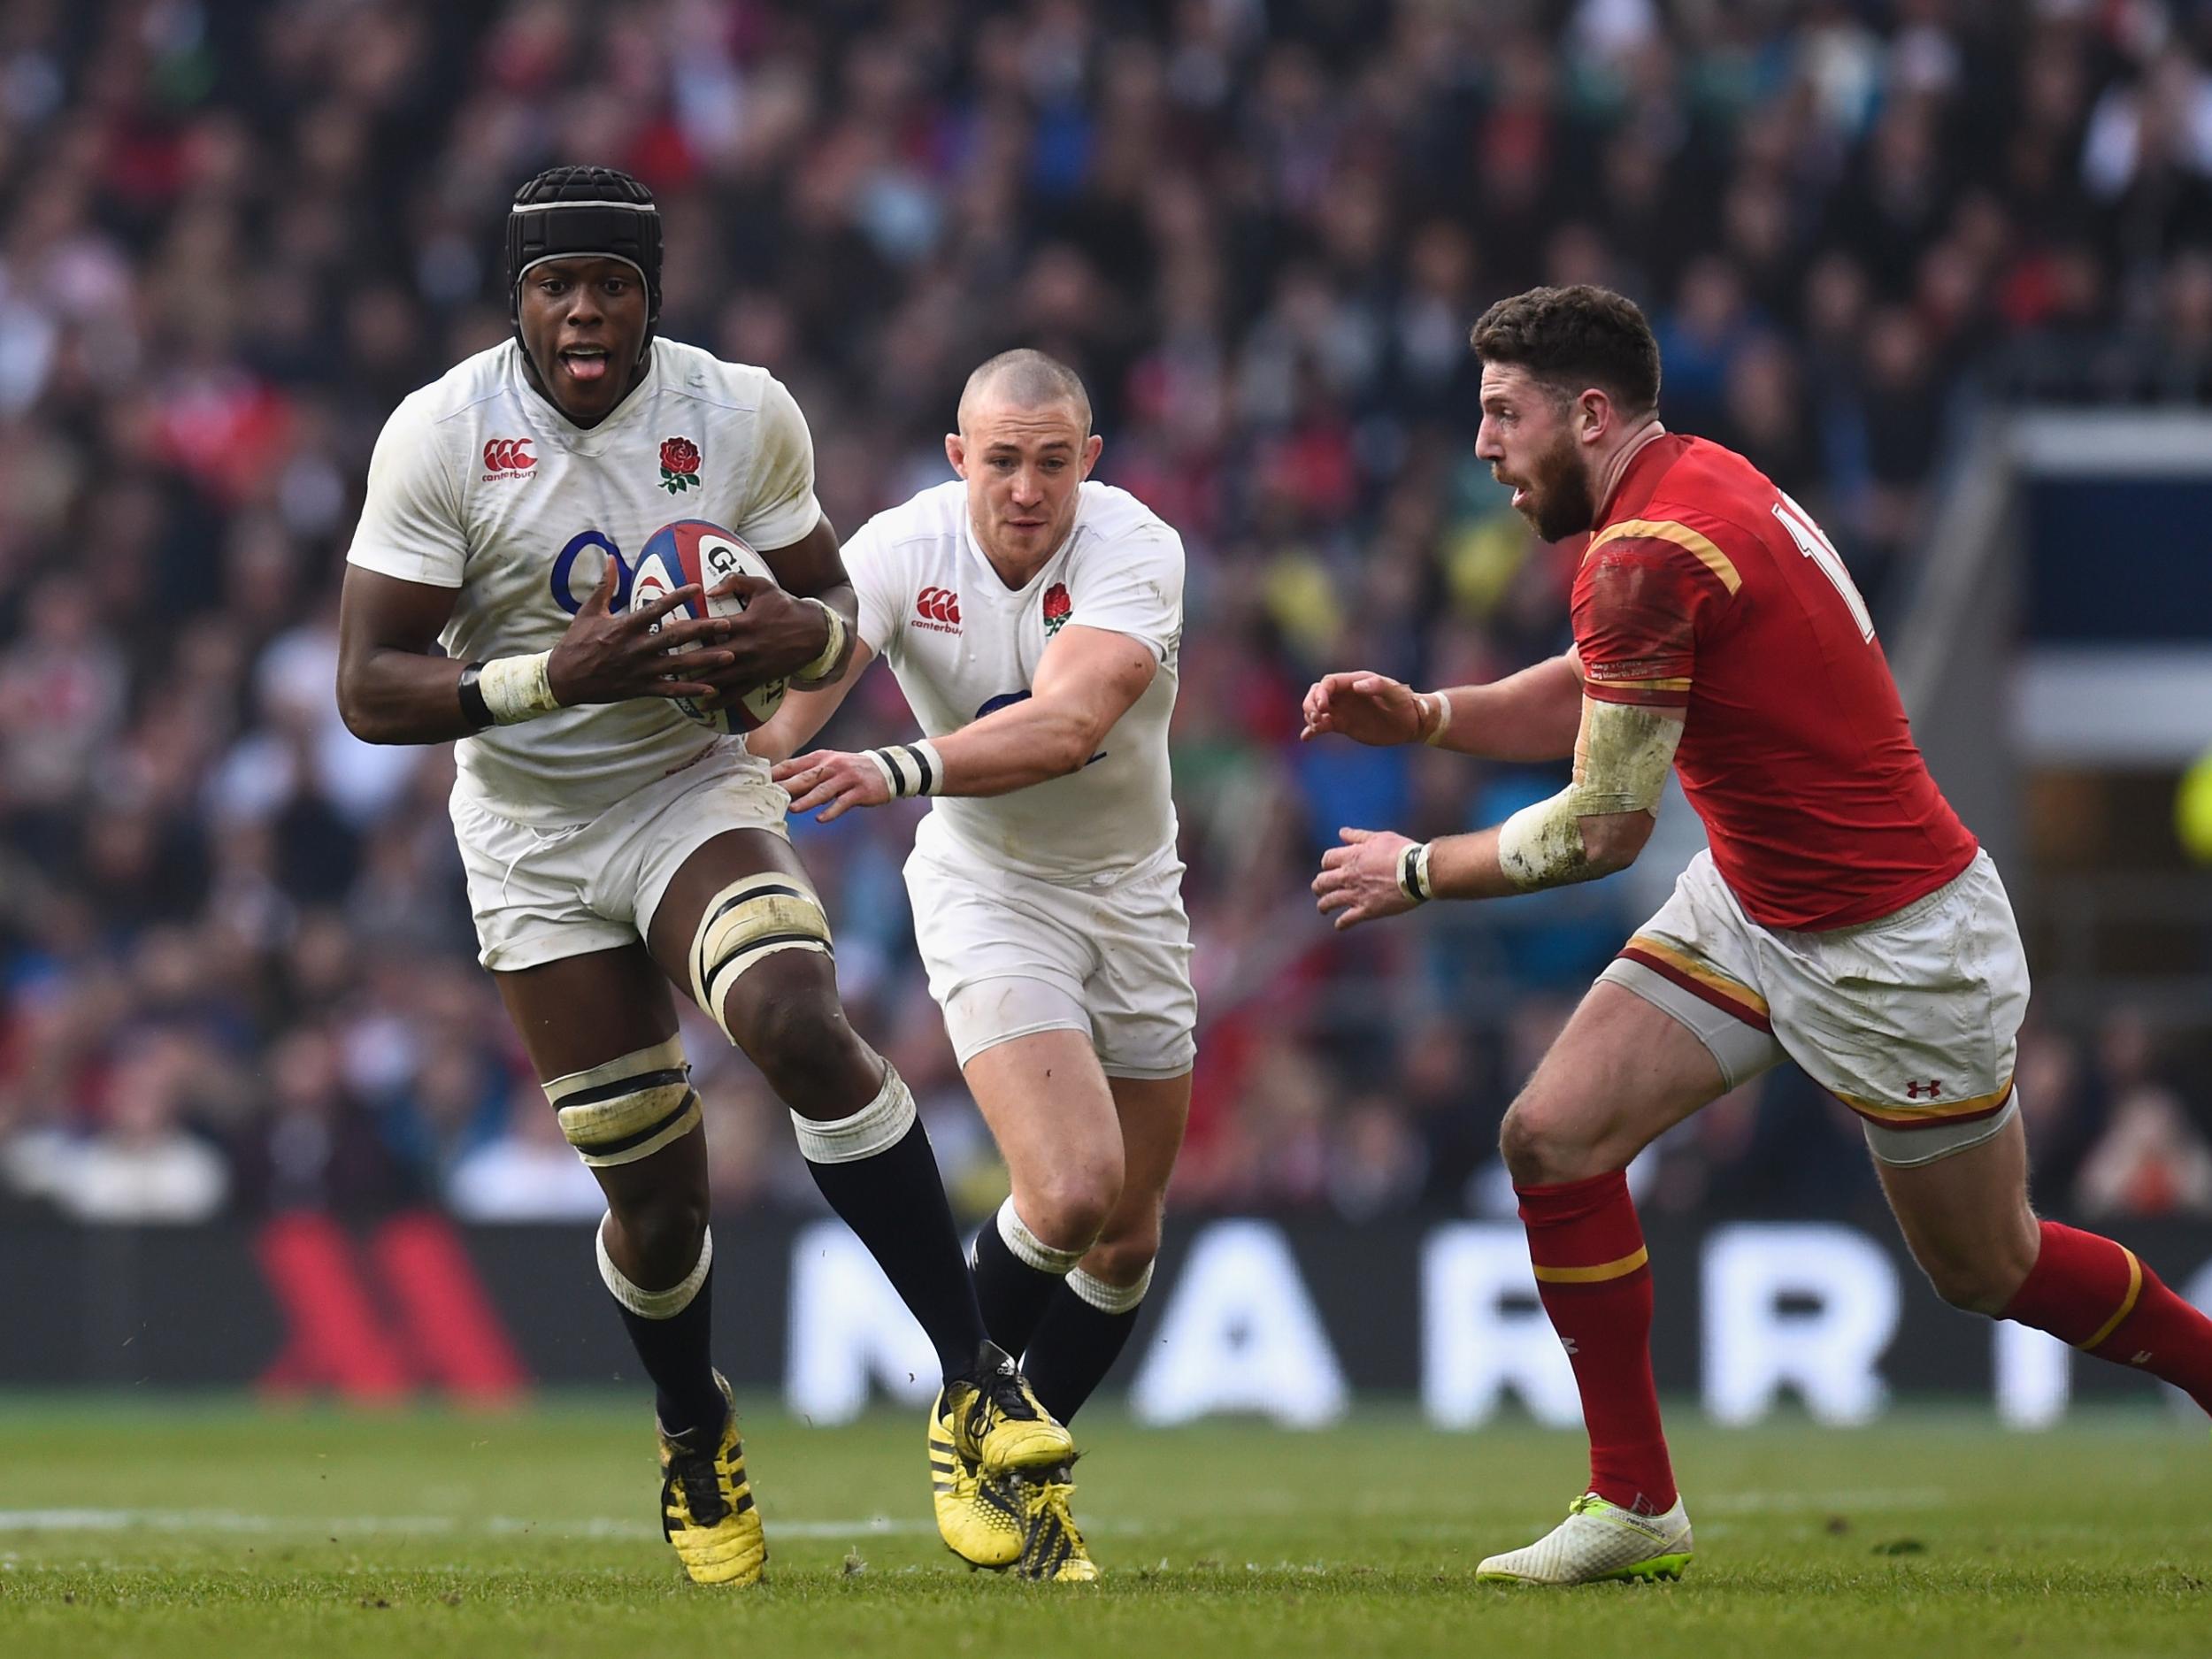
[1303,285,2212,1584]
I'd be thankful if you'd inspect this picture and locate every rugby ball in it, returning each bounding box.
[629,519,787,733]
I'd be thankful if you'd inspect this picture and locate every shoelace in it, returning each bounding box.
[981,1361,1042,1423]
[667,1447,731,1527]
[1020,1477,1085,1576]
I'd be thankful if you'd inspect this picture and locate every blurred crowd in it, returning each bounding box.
[5,0,2212,1229]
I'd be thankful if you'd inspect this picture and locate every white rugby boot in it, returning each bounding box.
[1476,1493,1693,1585]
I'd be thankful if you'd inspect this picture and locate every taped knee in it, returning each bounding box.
[690,873,833,1039]
[546,1035,702,1168]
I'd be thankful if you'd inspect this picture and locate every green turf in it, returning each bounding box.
[0,1398,2203,1658]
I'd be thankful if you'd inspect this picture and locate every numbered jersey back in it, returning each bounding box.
[1571,433,1977,932]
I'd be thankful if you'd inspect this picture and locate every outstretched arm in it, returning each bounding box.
[772,624,1156,821]
[1301,648,1585,762]
[1311,696,1684,927]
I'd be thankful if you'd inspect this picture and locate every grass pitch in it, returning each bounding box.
[0,1398,2204,1658]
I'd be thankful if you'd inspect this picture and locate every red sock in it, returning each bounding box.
[2002,1221,2212,1414]
[1517,1171,1676,1514]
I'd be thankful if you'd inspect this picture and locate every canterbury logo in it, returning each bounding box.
[481,437,536,473]
[915,586,962,626]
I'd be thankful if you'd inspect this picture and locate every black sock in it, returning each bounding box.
[602,1238,726,1442]
[972,1204,1077,1358]
[803,1098,987,1381]
[1022,1273,1149,1423]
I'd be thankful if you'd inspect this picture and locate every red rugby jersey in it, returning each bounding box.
[1571,433,1977,931]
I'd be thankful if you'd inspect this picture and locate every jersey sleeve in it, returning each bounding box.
[843,518,902,658]
[1572,518,1743,708]
[346,396,465,588]
[733,374,824,551]
[1065,520,1184,662]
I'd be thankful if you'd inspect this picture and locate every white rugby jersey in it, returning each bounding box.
[346,337,822,826]
[848,479,1183,882]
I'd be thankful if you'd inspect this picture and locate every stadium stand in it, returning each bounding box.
[2,0,2209,1227]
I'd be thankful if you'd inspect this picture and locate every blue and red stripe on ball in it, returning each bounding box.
[628,518,787,733]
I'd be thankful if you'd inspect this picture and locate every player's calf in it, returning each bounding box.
[971,1156,1121,1358]
[1909,1231,2040,1317]
[2001,1223,2212,1416]
[680,867,1002,1386]
[972,1197,1091,1360]
[547,1038,726,1443]
[1023,1256,1153,1425]
[601,1189,709,1290]
[1882,1113,2212,1416]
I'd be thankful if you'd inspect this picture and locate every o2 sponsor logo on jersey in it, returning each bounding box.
[977,690,1105,767]
[549,530,632,613]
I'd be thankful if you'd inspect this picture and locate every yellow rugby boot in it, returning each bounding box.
[934,1340,1075,1477]
[927,1407,1025,1568]
[657,1371,766,1586]
[1013,1464,1099,1583]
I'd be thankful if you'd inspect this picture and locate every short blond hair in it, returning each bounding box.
[958,349,1092,434]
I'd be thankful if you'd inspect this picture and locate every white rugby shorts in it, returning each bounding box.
[1599,848,2029,1166]
[452,745,790,972]
[902,814,1197,1079]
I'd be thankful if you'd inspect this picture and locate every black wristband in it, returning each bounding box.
[456,661,494,731]
[1398,841,1433,903]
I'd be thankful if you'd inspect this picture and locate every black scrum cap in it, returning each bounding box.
[506,165,662,348]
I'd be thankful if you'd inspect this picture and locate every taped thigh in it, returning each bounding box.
[1598,951,1786,1090]
[1861,1091,2020,1168]
[545,1034,702,1167]
[941,973,1092,1070]
[690,872,833,1035]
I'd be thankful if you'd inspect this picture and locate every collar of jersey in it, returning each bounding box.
[510,339,662,453]
[1593,427,1683,533]
[960,501,1081,599]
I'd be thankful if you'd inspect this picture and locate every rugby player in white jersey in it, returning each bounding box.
[333,168,1070,1588]
[753,350,1193,1582]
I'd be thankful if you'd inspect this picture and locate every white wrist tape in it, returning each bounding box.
[1495,698,1682,890]
[864,740,946,798]
[479,651,561,724]
[794,599,848,684]
[1396,841,1434,903]
[1422,691,1455,746]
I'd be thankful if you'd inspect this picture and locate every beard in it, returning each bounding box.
[1512,433,1598,542]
